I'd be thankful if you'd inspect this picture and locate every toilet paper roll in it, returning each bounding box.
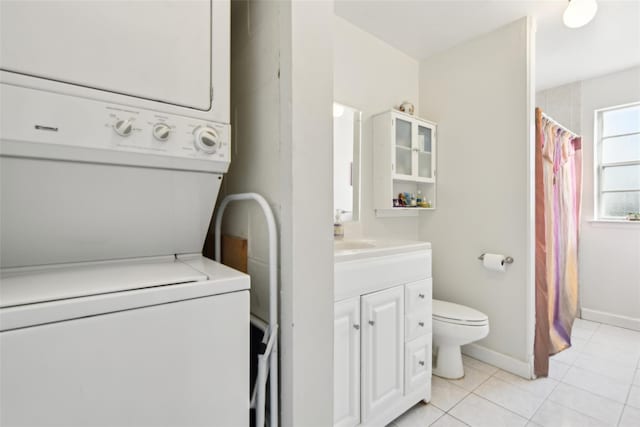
[483,253,506,272]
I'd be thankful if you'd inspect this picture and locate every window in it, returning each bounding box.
[596,103,640,219]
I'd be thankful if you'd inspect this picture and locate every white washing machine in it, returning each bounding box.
[0,1,248,425]
[1,255,249,426]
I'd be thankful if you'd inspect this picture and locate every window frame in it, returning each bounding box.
[594,102,640,220]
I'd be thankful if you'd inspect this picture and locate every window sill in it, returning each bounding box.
[587,219,640,227]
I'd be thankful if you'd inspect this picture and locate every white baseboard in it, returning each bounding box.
[462,343,533,379]
[581,308,640,331]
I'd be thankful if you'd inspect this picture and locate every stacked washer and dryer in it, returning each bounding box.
[0,1,249,425]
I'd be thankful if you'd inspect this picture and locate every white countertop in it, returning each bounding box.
[334,239,431,262]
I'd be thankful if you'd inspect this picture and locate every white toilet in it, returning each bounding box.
[432,299,490,379]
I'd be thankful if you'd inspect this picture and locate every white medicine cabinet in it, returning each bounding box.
[373,110,437,215]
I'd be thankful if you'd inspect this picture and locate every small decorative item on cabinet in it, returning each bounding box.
[397,192,421,207]
[398,101,415,115]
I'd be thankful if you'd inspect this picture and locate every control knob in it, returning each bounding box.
[113,119,134,137]
[193,126,220,154]
[152,123,171,142]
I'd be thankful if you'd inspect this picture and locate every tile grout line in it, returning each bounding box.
[537,393,612,427]
[427,410,445,426]
[426,409,471,427]
[447,413,472,426]
[570,354,640,385]
[526,373,563,423]
[527,393,547,424]
[438,370,478,420]
[467,392,531,423]
[527,360,567,423]
[616,406,624,427]
[561,365,635,405]
[553,336,631,427]
[452,363,554,423]
[484,375,549,419]
[563,365,635,404]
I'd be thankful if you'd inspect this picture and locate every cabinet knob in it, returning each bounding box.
[419,361,425,366]
[353,324,360,330]
[368,320,375,326]
[418,293,425,299]
[418,321,425,327]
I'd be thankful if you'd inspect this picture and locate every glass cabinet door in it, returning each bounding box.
[395,118,412,176]
[417,124,433,180]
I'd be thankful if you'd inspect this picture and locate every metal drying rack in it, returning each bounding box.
[214,193,278,427]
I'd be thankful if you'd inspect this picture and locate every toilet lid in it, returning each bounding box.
[433,299,488,324]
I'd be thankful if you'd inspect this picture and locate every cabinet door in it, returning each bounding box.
[393,117,413,177]
[0,292,249,427]
[334,298,360,427]
[416,122,436,181]
[361,286,404,421]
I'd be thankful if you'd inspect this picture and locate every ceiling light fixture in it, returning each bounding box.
[563,0,598,29]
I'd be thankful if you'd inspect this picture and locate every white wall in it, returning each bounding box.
[537,66,640,330]
[220,0,282,325]
[284,1,334,424]
[536,81,582,134]
[333,16,421,239]
[218,1,334,425]
[418,18,535,376]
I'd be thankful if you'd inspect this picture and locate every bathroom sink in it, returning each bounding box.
[334,238,430,263]
[333,240,376,250]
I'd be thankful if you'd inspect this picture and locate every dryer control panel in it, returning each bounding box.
[0,84,230,173]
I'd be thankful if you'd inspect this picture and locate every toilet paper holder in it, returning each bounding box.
[478,253,514,264]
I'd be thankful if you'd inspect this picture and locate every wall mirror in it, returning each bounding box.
[333,102,362,222]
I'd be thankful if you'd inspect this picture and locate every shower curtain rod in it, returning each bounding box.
[541,111,580,138]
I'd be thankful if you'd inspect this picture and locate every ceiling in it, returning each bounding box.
[334,0,640,90]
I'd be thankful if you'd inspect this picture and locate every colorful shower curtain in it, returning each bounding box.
[534,108,582,377]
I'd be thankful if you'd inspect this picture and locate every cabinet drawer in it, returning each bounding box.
[405,279,432,314]
[405,310,432,341]
[404,334,432,397]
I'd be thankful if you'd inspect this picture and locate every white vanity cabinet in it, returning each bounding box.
[373,110,437,213]
[334,242,432,427]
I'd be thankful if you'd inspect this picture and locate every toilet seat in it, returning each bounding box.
[433,299,488,326]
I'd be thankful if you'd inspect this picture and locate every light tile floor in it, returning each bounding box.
[388,319,640,427]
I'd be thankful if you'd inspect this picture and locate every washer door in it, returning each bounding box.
[1,291,249,427]
[1,0,212,110]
